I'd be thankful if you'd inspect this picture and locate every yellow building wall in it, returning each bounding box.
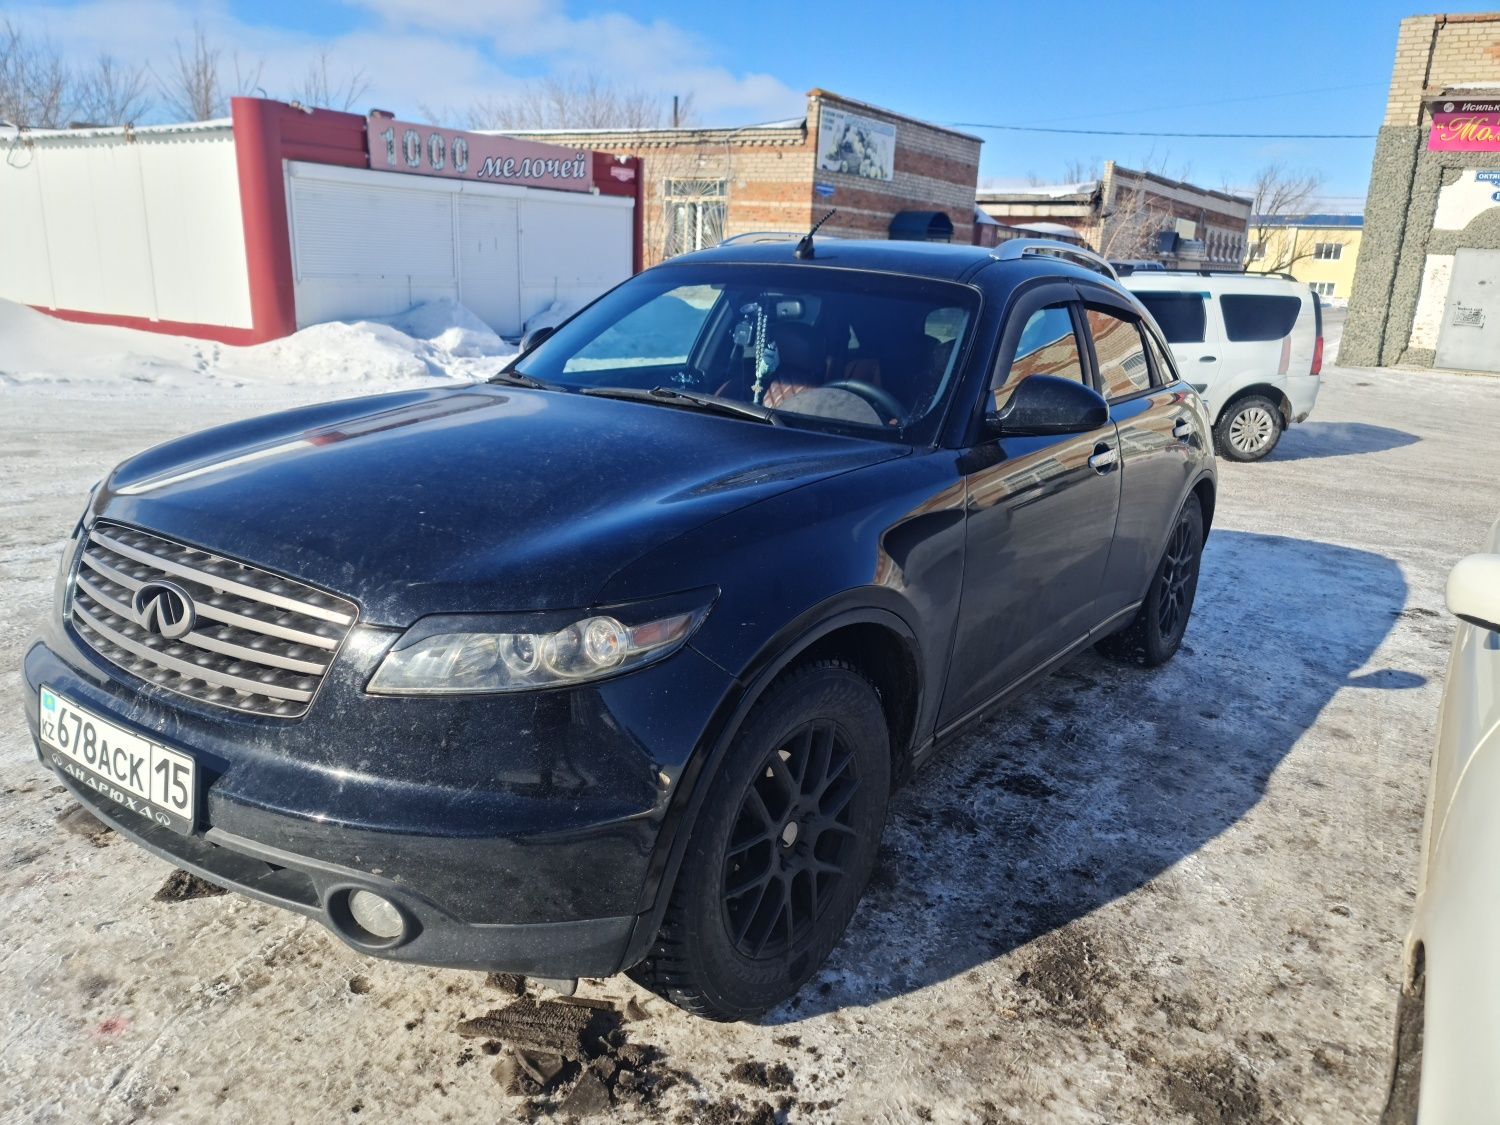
[1250,227,1363,302]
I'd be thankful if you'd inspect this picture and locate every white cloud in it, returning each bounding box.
[6,0,803,126]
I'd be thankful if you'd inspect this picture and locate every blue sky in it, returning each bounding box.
[15,0,1500,206]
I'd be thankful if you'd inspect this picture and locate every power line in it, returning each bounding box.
[1022,81,1383,127]
[950,122,1375,140]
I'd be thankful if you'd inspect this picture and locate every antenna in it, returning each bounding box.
[795,209,837,260]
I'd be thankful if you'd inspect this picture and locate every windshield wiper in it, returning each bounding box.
[581,386,781,426]
[488,370,558,391]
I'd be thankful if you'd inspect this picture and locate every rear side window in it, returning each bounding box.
[992,304,1084,409]
[1142,331,1178,385]
[1136,293,1207,343]
[1220,294,1303,342]
[1086,309,1151,399]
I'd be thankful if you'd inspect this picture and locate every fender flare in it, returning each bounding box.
[617,598,922,970]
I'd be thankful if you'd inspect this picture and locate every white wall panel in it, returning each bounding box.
[287,161,632,337]
[0,126,251,328]
[138,138,253,325]
[458,195,521,335]
[518,196,633,329]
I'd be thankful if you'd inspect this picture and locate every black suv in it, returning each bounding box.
[24,237,1215,1021]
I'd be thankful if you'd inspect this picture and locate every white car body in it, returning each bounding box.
[1386,518,1500,1122]
[1122,273,1323,457]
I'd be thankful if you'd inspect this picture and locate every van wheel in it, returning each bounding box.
[628,660,889,1021]
[1214,395,1282,462]
[1096,496,1204,666]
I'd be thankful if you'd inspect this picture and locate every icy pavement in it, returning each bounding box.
[2,310,1499,1123]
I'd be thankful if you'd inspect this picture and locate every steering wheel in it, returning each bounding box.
[822,380,906,424]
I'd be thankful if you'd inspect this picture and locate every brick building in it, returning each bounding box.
[976,162,1251,268]
[507,90,983,267]
[1343,12,1500,373]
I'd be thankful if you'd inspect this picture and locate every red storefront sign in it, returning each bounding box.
[1428,100,1500,151]
[366,117,594,192]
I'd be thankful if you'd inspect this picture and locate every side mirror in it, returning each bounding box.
[519,323,556,353]
[1447,553,1500,632]
[989,375,1109,437]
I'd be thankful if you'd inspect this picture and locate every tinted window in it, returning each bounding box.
[1087,309,1151,399]
[1142,330,1176,385]
[1221,294,1302,342]
[564,284,716,371]
[1136,293,1207,343]
[518,264,978,442]
[992,304,1083,409]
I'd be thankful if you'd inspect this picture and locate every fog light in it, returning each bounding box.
[347,889,405,940]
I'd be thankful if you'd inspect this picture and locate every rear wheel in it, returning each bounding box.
[1214,394,1283,462]
[1097,496,1204,666]
[629,660,889,1021]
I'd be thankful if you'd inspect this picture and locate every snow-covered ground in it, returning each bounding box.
[0,298,516,393]
[2,306,1500,1123]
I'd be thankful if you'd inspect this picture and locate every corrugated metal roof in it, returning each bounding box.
[14,118,233,142]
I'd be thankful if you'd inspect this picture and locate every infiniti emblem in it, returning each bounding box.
[132,581,196,640]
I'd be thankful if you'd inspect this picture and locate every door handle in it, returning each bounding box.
[1173,418,1193,440]
[1199,355,1217,362]
[1088,443,1118,474]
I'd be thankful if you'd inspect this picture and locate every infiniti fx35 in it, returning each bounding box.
[25,238,1215,1020]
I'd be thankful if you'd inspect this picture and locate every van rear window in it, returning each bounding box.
[1136,293,1207,344]
[1221,294,1302,342]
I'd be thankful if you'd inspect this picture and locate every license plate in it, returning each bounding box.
[39,686,196,835]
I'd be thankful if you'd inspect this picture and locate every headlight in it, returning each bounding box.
[366,598,711,695]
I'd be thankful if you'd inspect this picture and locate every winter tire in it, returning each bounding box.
[1096,495,1204,667]
[629,660,890,1021]
[1214,394,1283,462]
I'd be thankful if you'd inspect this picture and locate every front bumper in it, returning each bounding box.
[24,612,735,977]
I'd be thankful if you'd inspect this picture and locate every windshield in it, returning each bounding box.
[511,264,978,442]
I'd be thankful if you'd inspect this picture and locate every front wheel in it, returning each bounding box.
[1097,496,1204,666]
[629,660,890,1021]
[1214,394,1283,462]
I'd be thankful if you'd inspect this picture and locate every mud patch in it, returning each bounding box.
[57,803,113,847]
[484,971,525,996]
[727,1060,795,1091]
[1015,928,1120,1031]
[995,772,1056,800]
[458,997,688,1118]
[1162,1049,1265,1124]
[153,869,228,903]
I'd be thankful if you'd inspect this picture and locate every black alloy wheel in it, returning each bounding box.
[630,660,890,1021]
[1096,495,1204,667]
[1155,513,1197,642]
[722,720,860,959]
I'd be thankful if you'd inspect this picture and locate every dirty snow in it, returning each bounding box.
[2,308,1500,1122]
[0,297,514,393]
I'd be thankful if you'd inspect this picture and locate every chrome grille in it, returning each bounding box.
[68,523,357,718]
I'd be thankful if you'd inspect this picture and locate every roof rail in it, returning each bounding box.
[1134,268,1300,282]
[719,231,843,246]
[991,239,1118,280]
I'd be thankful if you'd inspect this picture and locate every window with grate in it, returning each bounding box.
[663,179,728,258]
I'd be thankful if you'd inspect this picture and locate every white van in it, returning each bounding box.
[1122,272,1323,462]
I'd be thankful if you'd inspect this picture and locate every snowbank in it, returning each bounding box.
[0,299,516,393]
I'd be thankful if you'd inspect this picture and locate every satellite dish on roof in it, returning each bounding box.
[0,121,19,145]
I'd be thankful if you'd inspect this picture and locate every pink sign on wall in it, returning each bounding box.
[366,117,594,192]
[1429,100,1500,152]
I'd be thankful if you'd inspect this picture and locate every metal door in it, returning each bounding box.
[1436,248,1500,373]
[457,195,522,336]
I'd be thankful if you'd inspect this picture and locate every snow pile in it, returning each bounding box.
[0,299,516,393]
[522,299,582,340]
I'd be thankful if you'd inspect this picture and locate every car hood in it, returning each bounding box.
[98,385,902,624]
